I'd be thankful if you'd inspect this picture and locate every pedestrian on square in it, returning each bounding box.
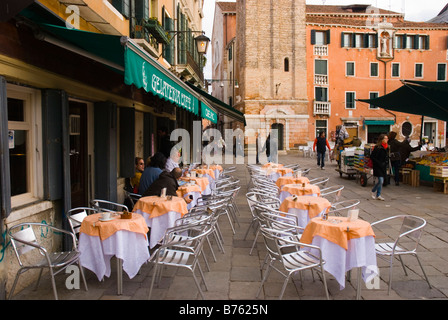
[370,134,389,201]
[313,131,331,170]
[387,131,403,186]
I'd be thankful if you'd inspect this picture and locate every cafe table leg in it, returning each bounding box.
[356,267,362,300]
[117,258,123,295]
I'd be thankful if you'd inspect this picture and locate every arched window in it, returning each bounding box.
[284,58,289,72]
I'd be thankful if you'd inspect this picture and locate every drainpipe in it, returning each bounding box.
[382,59,397,124]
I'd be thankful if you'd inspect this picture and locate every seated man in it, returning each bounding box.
[143,167,182,197]
[143,168,192,204]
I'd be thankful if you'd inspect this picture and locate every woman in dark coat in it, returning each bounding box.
[370,134,389,201]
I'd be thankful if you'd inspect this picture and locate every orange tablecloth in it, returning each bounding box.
[79,213,148,241]
[279,195,330,218]
[180,176,210,193]
[262,162,284,169]
[207,164,223,172]
[191,168,215,179]
[301,217,376,250]
[276,176,310,188]
[132,196,188,219]
[264,167,293,176]
[281,183,321,196]
[176,184,202,198]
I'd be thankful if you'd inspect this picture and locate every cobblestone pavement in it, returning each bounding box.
[11,151,448,301]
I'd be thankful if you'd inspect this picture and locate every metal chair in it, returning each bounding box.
[66,207,97,239]
[123,189,142,208]
[328,199,360,216]
[320,185,345,202]
[256,227,329,300]
[148,223,213,299]
[8,222,88,300]
[371,215,431,295]
[90,199,128,212]
[308,176,329,186]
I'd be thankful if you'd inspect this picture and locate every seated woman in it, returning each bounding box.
[131,157,144,193]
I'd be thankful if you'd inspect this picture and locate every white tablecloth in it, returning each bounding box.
[134,209,182,248]
[79,230,149,281]
[305,235,378,290]
[285,207,328,229]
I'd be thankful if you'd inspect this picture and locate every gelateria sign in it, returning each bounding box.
[124,47,198,115]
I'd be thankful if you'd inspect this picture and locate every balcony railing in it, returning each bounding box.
[314,45,328,56]
[314,101,331,116]
[314,74,328,85]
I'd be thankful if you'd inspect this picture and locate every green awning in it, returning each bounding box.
[201,102,217,124]
[364,120,394,125]
[35,23,201,116]
[358,80,448,122]
[124,46,198,115]
[187,82,246,125]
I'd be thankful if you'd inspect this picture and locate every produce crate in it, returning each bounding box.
[430,165,448,177]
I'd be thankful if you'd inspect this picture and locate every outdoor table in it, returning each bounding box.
[78,212,149,295]
[133,195,188,248]
[301,216,378,299]
[279,195,331,228]
[180,176,211,195]
[275,176,310,189]
[279,183,321,202]
[176,183,202,210]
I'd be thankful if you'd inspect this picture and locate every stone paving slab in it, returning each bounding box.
[11,151,448,301]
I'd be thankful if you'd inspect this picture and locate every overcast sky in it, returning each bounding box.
[202,0,447,79]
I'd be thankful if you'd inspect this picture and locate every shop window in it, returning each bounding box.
[315,120,327,138]
[7,85,43,206]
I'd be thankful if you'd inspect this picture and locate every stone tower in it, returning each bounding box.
[237,0,309,150]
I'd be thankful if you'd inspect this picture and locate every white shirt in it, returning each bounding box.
[165,157,179,172]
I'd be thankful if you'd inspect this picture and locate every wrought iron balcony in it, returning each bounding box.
[144,19,170,44]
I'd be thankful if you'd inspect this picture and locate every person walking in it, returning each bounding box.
[313,131,331,170]
[387,131,402,186]
[370,134,389,201]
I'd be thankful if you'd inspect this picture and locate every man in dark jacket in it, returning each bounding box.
[142,167,182,197]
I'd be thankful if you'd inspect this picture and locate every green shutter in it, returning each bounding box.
[311,30,316,45]
[119,107,135,178]
[94,101,118,201]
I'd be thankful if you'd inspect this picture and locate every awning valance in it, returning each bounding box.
[201,102,217,124]
[124,46,198,115]
[35,23,201,116]
[364,120,394,126]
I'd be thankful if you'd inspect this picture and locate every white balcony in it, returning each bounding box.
[314,101,331,116]
[314,74,328,85]
[314,45,328,56]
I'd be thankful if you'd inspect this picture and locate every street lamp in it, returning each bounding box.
[167,30,210,55]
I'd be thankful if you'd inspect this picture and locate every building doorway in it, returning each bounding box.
[271,123,284,150]
[367,125,390,143]
[69,100,88,208]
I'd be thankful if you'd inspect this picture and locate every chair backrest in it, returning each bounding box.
[320,185,344,202]
[309,176,330,186]
[123,189,142,208]
[91,199,129,212]
[9,225,39,261]
[328,199,360,216]
[400,215,426,246]
[66,207,97,235]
